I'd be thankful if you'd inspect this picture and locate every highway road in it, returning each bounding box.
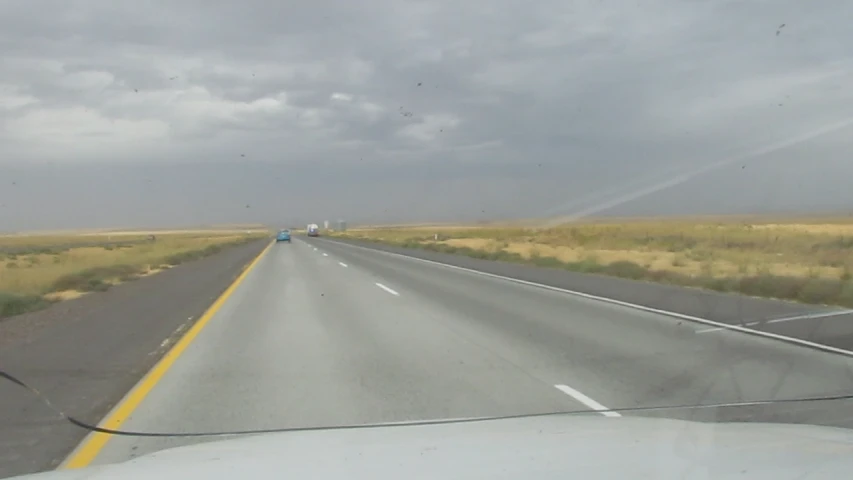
[62,236,853,469]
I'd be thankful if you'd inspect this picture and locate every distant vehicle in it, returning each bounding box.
[307,224,319,237]
[276,229,291,243]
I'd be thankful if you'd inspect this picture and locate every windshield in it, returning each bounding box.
[2,1,853,479]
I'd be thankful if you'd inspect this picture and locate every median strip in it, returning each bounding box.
[1,231,270,320]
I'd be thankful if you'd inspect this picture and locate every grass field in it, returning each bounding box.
[335,215,853,307]
[0,229,270,318]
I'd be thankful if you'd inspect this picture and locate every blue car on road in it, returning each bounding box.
[276,229,291,243]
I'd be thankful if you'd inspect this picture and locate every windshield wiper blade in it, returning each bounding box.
[4,368,853,438]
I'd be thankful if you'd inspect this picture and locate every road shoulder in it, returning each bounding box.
[0,239,268,479]
[315,237,853,352]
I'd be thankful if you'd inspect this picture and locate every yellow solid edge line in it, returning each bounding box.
[61,241,273,469]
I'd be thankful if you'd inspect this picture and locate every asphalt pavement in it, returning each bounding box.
[318,237,853,350]
[0,239,268,479]
[76,236,853,468]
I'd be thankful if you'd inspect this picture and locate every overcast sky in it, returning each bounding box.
[1,1,852,231]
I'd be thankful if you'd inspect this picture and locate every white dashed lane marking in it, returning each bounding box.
[375,283,399,296]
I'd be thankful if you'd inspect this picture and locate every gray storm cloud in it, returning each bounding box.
[1,0,853,231]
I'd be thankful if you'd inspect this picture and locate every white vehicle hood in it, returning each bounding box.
[19,415,853,479]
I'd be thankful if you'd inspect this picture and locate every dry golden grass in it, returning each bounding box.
[43,290,87,302]
[335,215,853,306]
[0,230,270,317]
[0,234,153,248]
[1,232,266,295]
[0,225,266,243]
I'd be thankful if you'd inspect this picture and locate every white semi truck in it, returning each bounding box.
[307,223,320,237]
